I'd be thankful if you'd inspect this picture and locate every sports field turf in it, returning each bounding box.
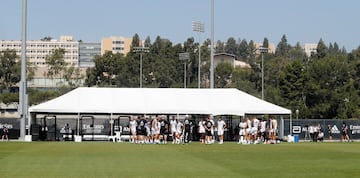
[0,141,359,178]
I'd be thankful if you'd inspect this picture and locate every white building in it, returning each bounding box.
[0,36,79,67]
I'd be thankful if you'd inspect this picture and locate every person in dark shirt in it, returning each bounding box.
[2,125,9,141]
[183,117,192,144]
[341,122,350,142]
[159,117,169,144]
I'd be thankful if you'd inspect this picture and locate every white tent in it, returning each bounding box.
[29,87,291,116]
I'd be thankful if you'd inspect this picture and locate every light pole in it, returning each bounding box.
[133,47,149,88]
[192,21,205,88]
[20,0,27,140]
[259,47,268,100]
[210,0,214,88]
[179,52,190,88]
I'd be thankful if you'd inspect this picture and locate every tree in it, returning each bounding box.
[231,67,257,95]
[0,49,20,92]
[238,39,249,60]
[279,59,306,114]
[224,37,237,55]
[289,42,307,61]
[275,34,290,57]
[262,38,269,48]
[316,38,328,59]
[41,36,52,41]
[305,54,351,118]
[45,48,67,80]
[63,64,84,87]
[215,62,233,88]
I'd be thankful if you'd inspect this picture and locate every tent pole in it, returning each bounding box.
[290,114,292,136]
[110,113,113,136]
[77,113,80,136]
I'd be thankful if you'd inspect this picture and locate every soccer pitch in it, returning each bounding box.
[0,142,359,178]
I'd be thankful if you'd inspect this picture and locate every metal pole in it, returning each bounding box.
[192,21,204,88]
[133,47,149,88]
[20,0,27,140]
[140,53,142,88]
[261,52,264,100]
[184,62,187,88]
[210,0,214,89]
[179,52,190,88]
[290,114,292,135]
[198,33,201,88]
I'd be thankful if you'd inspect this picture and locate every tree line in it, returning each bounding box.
[1,33,360,119]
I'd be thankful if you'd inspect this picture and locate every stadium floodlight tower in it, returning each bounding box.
[192,21,205,88]
[179,52,190,88]
[133,46,150,88]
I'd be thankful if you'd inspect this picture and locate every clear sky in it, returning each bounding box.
[1,0,359,51]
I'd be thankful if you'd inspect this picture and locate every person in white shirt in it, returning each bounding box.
[245,117,252,144]
[175,120,184,144]
[198,118,206,144]
[217,117,226,144]
[238,118,247,144]
[251,117,260,144]
[152,116,161,144]
[170,116,178,144]
[270,116,278,143]
[260,118,267,143]
[129,116,138,143]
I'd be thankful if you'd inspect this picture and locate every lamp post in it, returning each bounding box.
[133,47,149,88]
[259,47,268,100]
[210,0,214,88]
[19,0,27,140]
[179,52,190,88]
[192,21,205,88]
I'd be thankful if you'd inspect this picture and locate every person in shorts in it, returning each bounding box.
[160,116,169,144]
[129,117,138,143]
[2,124,9,141]
[204,116,214,144]
[238,119,247,144]
[217,117,226,144]
[198,118,206,144]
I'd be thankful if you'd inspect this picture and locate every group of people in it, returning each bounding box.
[308,122,350,142]
[237,116,278,144]
[308,124,324,142]
[129,115,170,144]
[128,115,228,145]
[197,116,227,144]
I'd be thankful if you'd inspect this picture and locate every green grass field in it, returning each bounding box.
[0,141,359,178]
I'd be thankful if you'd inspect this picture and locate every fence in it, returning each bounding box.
[1,117,359,141]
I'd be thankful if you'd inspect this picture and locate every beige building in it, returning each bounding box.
[303,43,318,57]
[101,36,133,55]
[214,53,251,68]
[0,35,79,67]
[0,36,85,88]
[254,42,276,54]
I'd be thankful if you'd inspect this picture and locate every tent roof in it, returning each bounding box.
[29,87,291,116]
